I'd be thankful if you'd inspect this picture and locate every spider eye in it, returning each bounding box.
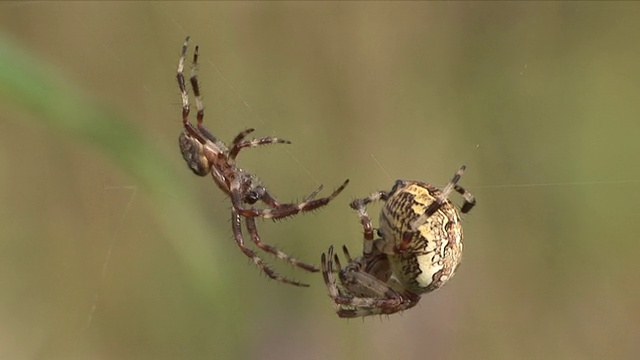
[246,185,266,204]
[376,228,383,238]
[246,191,260,204]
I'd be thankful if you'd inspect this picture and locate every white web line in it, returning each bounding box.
[153,3,189,36]
[472,179,639,189]
[83,185,137,331]
[368,155,637,189]
[73,16,149,333]
[370,154,393,183]
[206,58,321,184]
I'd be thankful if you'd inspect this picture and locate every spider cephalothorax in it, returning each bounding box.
[321,166,475,317]
[177,37,349,287]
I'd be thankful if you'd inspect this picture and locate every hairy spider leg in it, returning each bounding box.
[454,184,476,213]
[188,43,218,143]
[229,134,292,161]
[244,215,319,272]
[231,209,309,287]
[230,178,350,219]
[321,246,420,318]
[349,191,390,255]
[411,165,471,230]
[177,37,207,145]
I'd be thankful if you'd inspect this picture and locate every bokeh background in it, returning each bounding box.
[1,2,639,359]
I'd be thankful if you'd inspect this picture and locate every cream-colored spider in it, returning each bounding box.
[322,166,475,317]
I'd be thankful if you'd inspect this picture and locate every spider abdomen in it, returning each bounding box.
[381,181,464,294]
[321,166,474,317]
[179,132,211,176]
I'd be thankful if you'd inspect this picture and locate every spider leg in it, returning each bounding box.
[341,245,353,262]
[454,184,476,213]
[232,179,350,220]
[410,165,467,230]
[321,246,419,318]
[257,183,323,209]
[301,183,324,202]
[244,215,319,272]
[188,43,219,144]
[350,198,375,245]
[177,38,214,176]
[321,246,366,311]
[177,37,213,146]
[177,37,200,139]
[321,246,341,302]
[349,190,390,211]
[350,190,401,257]
[349,193,387,256]
[333,251,344,272]
[177,37,190,123]
[338,269,402,301]
[231,128,256,145]
[231,209,308,287]
[228,132,292,161]
[335,293,420,318]
[337,273,418,317]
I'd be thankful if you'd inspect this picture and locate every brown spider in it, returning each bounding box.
[177,37,349,287]
[321,165,475,317]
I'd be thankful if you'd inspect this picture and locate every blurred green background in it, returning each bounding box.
[1,2,639,359]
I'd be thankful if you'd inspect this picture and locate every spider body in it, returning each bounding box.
[380,180,465,293]
[177,37,349,287]
[322,166,475,317]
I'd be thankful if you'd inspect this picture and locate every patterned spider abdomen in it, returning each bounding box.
[379,180,464,294]
[179,132,211,176]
